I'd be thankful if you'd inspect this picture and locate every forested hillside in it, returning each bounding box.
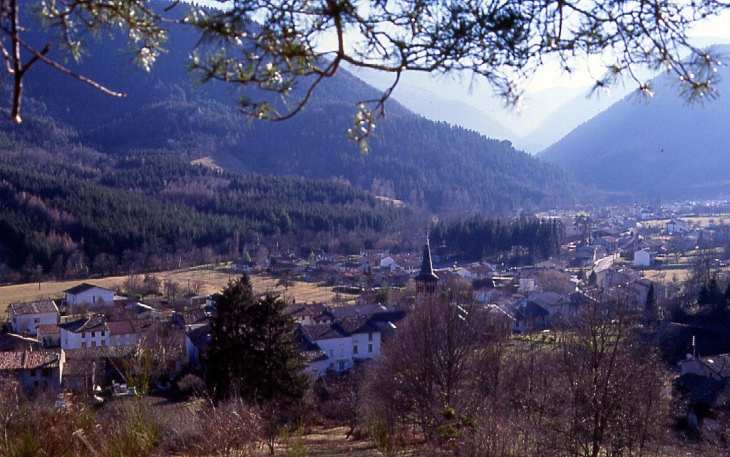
[18,1,578,216]
[0,130,408,282]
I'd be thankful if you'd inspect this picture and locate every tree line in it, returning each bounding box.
[430,215,564,264]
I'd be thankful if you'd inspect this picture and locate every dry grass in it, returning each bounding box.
[277,426,384,457]
[0,264,350,309]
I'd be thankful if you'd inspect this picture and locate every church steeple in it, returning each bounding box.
[415,237,438,296]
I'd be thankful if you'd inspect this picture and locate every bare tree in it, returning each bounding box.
[361,294,506,444]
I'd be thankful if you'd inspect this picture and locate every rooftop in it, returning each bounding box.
[9,300,58,316]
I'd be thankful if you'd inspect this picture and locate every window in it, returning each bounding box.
[91,332,95,337]
[353,345,358,355]
[101,340,106,347]
[101,331,105,337]
[81,342,87,349]
[91,341,96,348]
[33,318,40,323]
[368,332,373,341]
[81,332,86,338]
[329,350,334,358]
[42,368,50,376]
[338,361,345,371]
[368,344,373,353]
[30,369,36,377]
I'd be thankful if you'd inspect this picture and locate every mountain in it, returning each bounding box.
[14,1,578,216]
[539,46,730,200]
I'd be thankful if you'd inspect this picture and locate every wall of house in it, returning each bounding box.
[306,359,330,378]
[11,312,58,336]
[351,331,380,360]
[39,333,61,348]
[61,329,111,350]
[110,332,140,347]
[17,366,61,395]
[315,337,354,372]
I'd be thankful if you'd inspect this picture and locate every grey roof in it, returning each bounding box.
[187,324,211,352]
[514,301,550,321]
[61,316,108,334]
[302,323,349,341]
[329,303,388,320]
[64,283,112,295]
[0,350,60,371]
[9,300,58,315]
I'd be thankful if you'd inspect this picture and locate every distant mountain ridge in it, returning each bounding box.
[13,0,578,215]
[540,45,730,200]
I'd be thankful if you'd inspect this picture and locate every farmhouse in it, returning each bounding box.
[64,283,115,309]
[9,300,59,336]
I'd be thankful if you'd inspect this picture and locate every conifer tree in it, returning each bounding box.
[206,275,308,406]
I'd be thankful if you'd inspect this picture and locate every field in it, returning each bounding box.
[0,264,346,309]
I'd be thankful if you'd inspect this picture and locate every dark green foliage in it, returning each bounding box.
[645,282,656,313]
[206,276,309,407]
[430,215,563,264]
[0,147,407,277]
[697,276,727,319]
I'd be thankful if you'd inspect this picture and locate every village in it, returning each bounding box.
[1,199,730,454]
[0,200,728,386]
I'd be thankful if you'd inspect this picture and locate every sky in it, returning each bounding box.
[343,8,730,152]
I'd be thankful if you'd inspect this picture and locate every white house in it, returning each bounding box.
[60,316,111,349]
[302,323,354,373]
[380,256,396,269]
[634,250,651,267]
[9,300,59,336]
[666,219,691,235]
[107,320,150,347]
[64,283,115,309]
[299,316,383,376]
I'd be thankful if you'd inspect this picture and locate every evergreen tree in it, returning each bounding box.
[644,282,656,324]
[588,270,598,286]
[206,275,309,406]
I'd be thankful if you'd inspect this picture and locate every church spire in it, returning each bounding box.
[415,236,438,298]
[416,237,438,283]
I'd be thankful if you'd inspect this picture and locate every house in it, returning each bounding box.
[528,292,571,316]
[231,257,256,273]
[296,329,329,379]
[285,303,331,326]
[185,324,210,368]
[61,346,136,392]
[64,283,115,309]
[681,354,730,382]
[0,350,62,395]
[666,219,692,235]
[60,316,110,349]
[301,322,353,374]
[296,303,403,376]
[106,319,151,347]
[9,300,59,336]
[513,300,550,333]
[173,309,211,331]
[37,324,61,348]
[634,249,651,267]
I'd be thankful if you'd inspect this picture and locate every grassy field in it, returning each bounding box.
[0,264,346,309]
